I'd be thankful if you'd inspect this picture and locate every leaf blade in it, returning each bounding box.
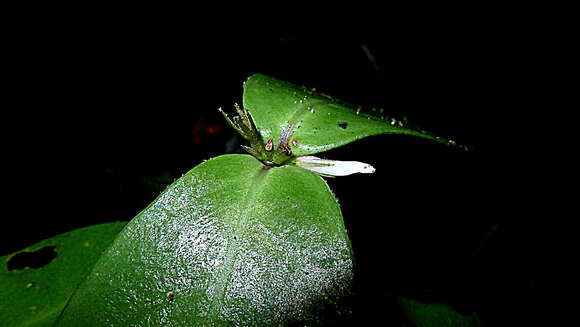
[0,222,127,327]
[243,73,460,157]
[57,154,353,326]
[399,297,483,327]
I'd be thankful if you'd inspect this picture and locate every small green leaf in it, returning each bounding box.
[243,74,460,160]
[399,297,482,327]
[57,154,353,326]
[0,222,127,327]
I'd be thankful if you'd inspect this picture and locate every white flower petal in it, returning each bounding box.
[296,156,376,177]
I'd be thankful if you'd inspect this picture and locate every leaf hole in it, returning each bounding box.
[7,246,57,271]
[338,122,348,129]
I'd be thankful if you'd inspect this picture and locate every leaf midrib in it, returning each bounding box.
[207,165,271,322]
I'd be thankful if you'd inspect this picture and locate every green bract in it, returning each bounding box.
[243,74,459,164]
[56,155,353,326]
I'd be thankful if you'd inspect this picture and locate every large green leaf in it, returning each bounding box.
[0,222,127,327]
[56,154,353,326]
[399,297,482,327]
[243,74,461,158]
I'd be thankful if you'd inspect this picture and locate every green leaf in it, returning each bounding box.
[56,154,353,326]
[0,222,127,327]
[243,74,461,160]
[399,297,482,327]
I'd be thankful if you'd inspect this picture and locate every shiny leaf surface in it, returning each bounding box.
[0,222,127,327]
[56,154,353,326]
[243,74,460,158]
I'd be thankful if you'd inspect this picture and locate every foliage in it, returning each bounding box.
[0,74,466,326]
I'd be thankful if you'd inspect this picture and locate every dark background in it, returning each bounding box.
[4,9,551,326]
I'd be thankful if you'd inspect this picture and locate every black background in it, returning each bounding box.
[3,8,552,326]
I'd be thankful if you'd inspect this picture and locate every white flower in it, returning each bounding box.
[295,156,376,177]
